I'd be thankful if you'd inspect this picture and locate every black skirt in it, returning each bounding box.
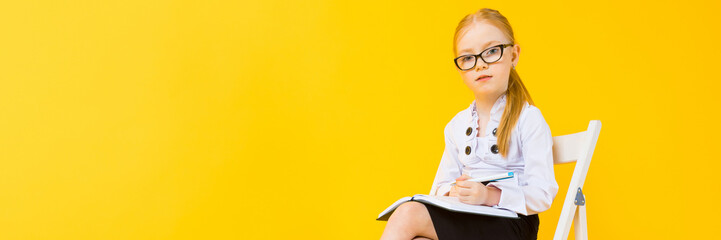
[415,201,540,240]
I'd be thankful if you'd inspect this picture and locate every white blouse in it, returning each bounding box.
[429,93,559,216]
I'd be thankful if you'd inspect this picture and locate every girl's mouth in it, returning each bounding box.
[476,75,492,81]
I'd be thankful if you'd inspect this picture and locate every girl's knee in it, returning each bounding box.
[394,201,427,217]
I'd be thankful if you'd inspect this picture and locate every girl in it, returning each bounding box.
[380,8,559,240]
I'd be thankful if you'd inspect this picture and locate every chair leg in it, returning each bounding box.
[574,205,588,240]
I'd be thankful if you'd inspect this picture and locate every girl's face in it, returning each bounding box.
[455,22,520,97]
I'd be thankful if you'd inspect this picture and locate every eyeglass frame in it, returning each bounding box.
[454,43,515,71]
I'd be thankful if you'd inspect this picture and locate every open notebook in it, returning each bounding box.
[376,194,519,221]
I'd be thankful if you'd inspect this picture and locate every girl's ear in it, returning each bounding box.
[511,44,521,67]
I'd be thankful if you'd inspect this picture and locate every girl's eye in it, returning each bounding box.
[462,56,474,62]
[484,48,498,56]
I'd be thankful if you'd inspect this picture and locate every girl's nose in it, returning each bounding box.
[475,62,488,71]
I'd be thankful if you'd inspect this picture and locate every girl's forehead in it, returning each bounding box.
[457,22,508,54]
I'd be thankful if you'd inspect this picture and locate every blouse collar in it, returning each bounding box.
[468,93,507,123]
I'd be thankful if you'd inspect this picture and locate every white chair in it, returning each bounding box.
[552,120,602,240]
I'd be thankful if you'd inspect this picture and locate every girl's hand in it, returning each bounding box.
[455,178,489,205]
[448,174,471,198]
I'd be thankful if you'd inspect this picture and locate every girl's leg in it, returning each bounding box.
[380,201,438,240]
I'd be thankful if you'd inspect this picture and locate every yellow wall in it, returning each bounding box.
[1,0,720,239]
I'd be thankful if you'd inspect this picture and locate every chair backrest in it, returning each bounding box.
[552,120,602,240]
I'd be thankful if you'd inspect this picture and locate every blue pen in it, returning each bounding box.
[450,171,514,186]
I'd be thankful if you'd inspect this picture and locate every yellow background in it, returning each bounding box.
[1,0,720,239]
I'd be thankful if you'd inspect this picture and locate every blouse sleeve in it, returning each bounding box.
[518,107,559,214]
[487,106,559,215]
[429,120,462,196]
